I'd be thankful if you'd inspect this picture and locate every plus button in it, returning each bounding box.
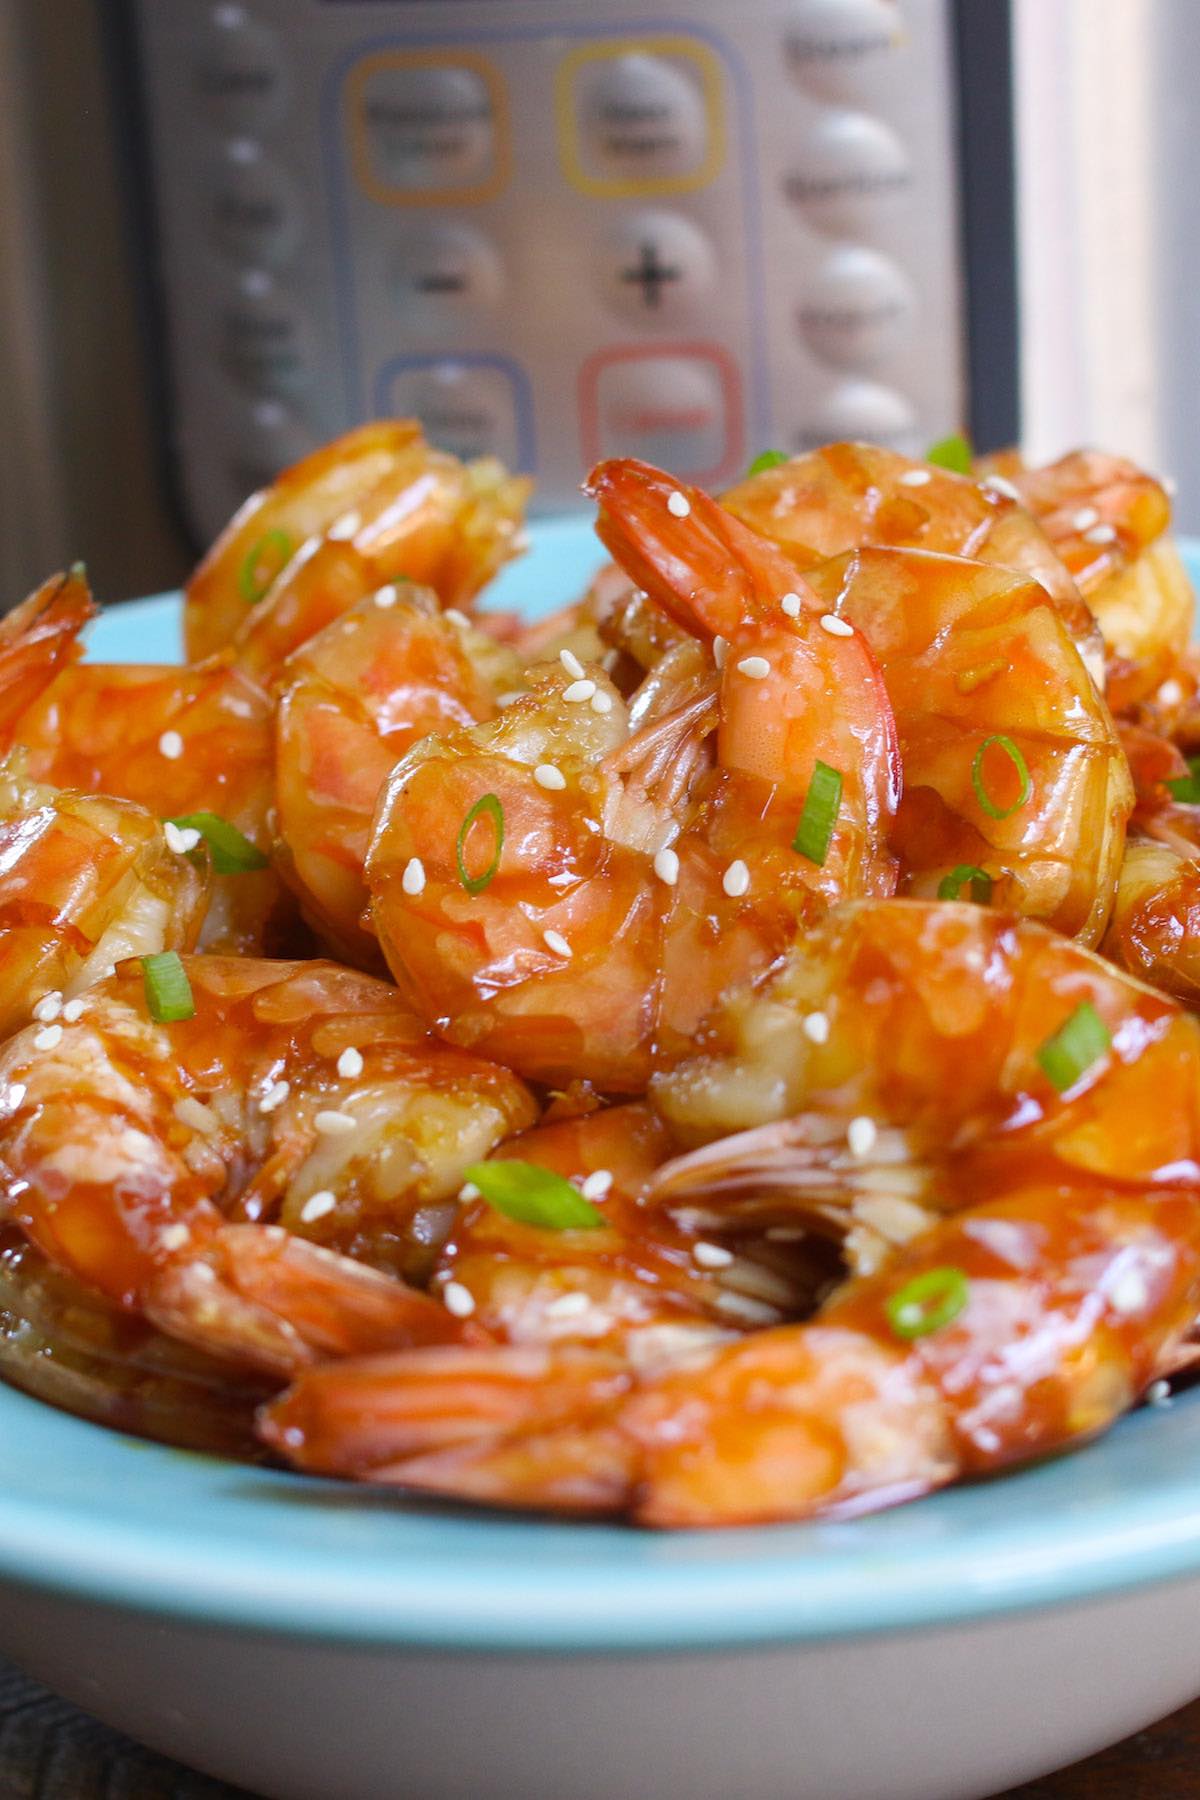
[620,240,682,309]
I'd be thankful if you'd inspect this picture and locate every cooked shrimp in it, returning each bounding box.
[802,545,1131,944]
[18,656,286,955]
[366,459,899,1090]
[0,756,207,1040]
[721,442,1103,679]
[0,957,536,1375]
[185,422,530,679]
[0,567,94,743]
[987,449,1191,711]
[274,585,520,965]
[1103,839,1200,1004]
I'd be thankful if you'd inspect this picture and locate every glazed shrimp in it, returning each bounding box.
[274,585,521,965]
[986,449,1191,711]
[802,545,1131,944]
[0,957,536,1376]
[0,567,93,743]
[186,422,530,681]
[366,459,899,1090]
[721,442,1103,680]
[17,656,286,955]
[0,757,208,1040]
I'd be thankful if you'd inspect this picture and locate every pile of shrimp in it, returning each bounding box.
[5,420,1200,1528]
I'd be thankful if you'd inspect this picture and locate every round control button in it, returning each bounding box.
[390,224,504,325]
[590,352,729,479]
[805,377,918,448]
[383,362,519,466]
[574,53,708,185]
[218,273,314,399]
[784,0,901,104]
[600,212,715,322]
[357,63,495,195]
[783,110,910,236]
[194,5,288,133]
[207,140,302,268]
[798,246,916,369]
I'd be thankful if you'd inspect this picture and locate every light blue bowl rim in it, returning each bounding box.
[1,520,1198,1658]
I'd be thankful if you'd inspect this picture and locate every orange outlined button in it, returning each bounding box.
[557,38,724,198]
[346,51,510,206]
[579,343,742,486]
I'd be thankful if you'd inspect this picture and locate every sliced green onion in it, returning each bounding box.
[793,761,843,866]
[1037,1000,1110,1094]
[463,1160,607,1230]
[937,864,994,904]
[924,434,973,474]
[237,528,293,604]
[1165,755,1200,804]
[168,812,268,875]
[141,951,195,1024]
[747,449,790,477]
[971,735,1032,821]
[886,1266,970,1340]
[456,793,504,895]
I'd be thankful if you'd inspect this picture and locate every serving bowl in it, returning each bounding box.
[2,521,1199,1800]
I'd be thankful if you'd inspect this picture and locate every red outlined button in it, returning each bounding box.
[578,343,741,486]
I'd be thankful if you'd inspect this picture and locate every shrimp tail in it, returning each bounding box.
[0,567,95,745]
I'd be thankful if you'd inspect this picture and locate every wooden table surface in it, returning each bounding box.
[1,1653,1197,1798]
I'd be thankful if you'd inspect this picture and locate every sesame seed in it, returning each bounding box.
[259,1078,290,1115]
[563,679,596,703]
[542,928,572,958]
[161,1223,190,1251]
[459,1181,481,1202]
[590,690,613,715]
[667,490,691,517]
[192,1263,217,1286]
[374,584,398,610]
[497,691,525,708]
[713,635,729,669]
[1147,1379,1172,1406]
[582,817,601,834]
[443,608,470,627]
[33,1024,62,1051]
[175,1096,216,1135]
[1109,1267,1150,1314]
[61,998,85,1022]
[32,992,62,1023]
[1157,679,1184,707]
[1071,506,1100,531]
[337,1046,364,1079]
[819,613,854,638]
[983,474,1020,501]
[314,1109,357,1136]
[402,857,426,896]
[848,1115,878,1158]
[581,1169,613,1200]
[899,467,932,486]
[781,591,802,618]
[534,764,566,790]
[327,509,361,541]
[693,1241,734,1269]
[1084,523,1117,545]
[559,648,585,679]
[736,656,770,679]
[803,1011,830,1044]
[546,1290,590,1318]
[443,1280,476,1318]
[158,730,184,760]
[164,821,201,855]
[300,1190,336,1224]
[224,695,253,718]
[653,846,680,887]
[722,859,750,898]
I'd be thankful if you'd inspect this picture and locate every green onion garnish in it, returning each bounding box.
[793,761,843,866]
[1165,755,1200,804]
[747,449,789,477]
[141,951,195,1024]
[168,812,268,875]
[924,434,973,475]
[237,528,293,604]
[462,1160,607,1230]
[971,734,1032,821]
[886,1266,970,1340]
[1037,1000,1110,1093]
[937,864,994,904]
[456,793,504,895]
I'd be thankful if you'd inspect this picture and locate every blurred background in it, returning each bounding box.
[0,0,1188,608]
